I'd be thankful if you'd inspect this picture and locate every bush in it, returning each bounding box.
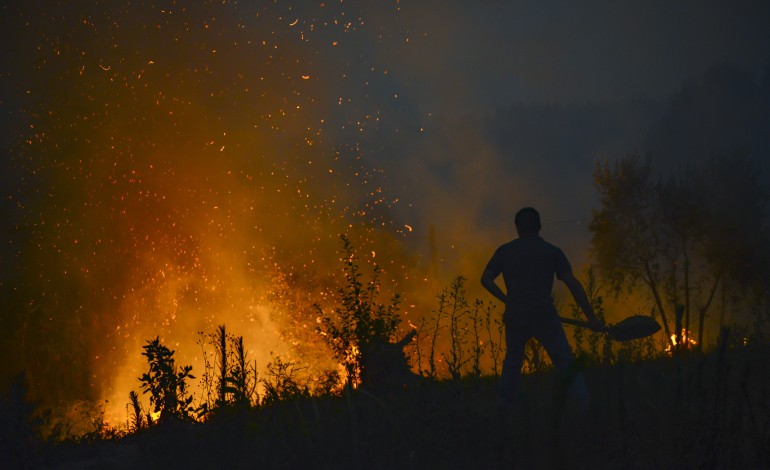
[316,235,402,388]
[139,337,196,423]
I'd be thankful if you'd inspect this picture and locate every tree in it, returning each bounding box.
[590,153,769,349]
[590,155,675,344]
[698,154,770,343]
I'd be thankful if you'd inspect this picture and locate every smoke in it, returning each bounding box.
[0,1,422,420]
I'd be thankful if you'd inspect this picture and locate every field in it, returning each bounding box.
[6,339,768,469]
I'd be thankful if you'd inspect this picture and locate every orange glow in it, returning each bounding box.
[6,0,457,432]
[666,331,697,352]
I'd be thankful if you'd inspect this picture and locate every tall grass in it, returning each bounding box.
[10,239,770,469]
[33,340,770,469]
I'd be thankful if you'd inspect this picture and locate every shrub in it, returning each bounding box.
[260,355,311,405]
[139,337,196,423]
[316,235,402,388]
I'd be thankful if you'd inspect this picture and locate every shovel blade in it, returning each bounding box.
[608,315,661,341]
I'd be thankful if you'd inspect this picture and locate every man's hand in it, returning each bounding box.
[587,316,607,333]
[561,273,607,332]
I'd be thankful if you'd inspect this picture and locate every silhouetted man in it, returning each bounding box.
[481,207,604,406]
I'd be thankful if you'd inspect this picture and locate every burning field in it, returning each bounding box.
[1,1,438,422]
[2,1,770,468]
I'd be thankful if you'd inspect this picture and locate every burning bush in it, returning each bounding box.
[316,235,410,389]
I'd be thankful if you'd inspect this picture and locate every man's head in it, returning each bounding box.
[515,207,541,236]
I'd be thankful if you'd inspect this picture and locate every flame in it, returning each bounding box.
[666,330,697,352]
[4,0,428,430]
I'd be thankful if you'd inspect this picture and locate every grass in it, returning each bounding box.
[20,340,768,469]
[5,240,768,468]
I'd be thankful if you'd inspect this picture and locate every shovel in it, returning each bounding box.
[560,315,661,342]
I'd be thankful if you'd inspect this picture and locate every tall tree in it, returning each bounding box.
[590,153,769,349]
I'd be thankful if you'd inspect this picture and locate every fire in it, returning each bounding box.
[666,330,697,352]
[5,0,431,433]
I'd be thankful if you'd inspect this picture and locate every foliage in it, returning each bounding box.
[483,302,505,376]
[416,276,503,379]
[127,390,146,433]
[316,235,403,388]
[570,267,661,365]
[439,276,471,380]
[590,153,770,349]
[468,300,486,377]
[75,400,122,444]
[198,325,258,417]
[39,339,770,469]
[260,355,312,405]
[139,337,196,423]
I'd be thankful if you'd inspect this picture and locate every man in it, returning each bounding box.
[481,207,604,405]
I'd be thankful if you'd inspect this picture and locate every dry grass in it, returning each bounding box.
[22,341,768,469]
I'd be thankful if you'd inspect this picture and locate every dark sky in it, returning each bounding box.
[376,0,770,257]
[1,0,769,408]
[369,0,770,105]
[3,1,770,253]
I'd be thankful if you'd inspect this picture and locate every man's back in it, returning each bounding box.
[485,235,571,312]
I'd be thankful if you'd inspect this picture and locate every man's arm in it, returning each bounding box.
[560,272,606,332]
[481,268,508,304]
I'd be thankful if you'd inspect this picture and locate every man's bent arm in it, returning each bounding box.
[481,269,508,304]
[560,272,605,331]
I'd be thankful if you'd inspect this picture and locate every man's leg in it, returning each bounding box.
[535,320,589,408]
[499,325,529,405]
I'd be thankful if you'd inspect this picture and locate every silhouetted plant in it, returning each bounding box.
[228,333,259,406]
[426,291,446,378]
[418,276,502,378]
[211,325,258,408]
[197,326,258,418]
[139,337,195,423]
[127,390,146,432]
[260,354,311,405]
[316,235,402,388]
[469,299,486,377]
[441,276,470,380]
[570,267,614,364]
[312,369,344,396]
[484,303,504,376]
[216,325,228,406]
[412,316,431,377]
[78,400,120,443]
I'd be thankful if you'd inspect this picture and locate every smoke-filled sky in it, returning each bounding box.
[1,0,769,417]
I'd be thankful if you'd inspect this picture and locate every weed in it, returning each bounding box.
[483,301,504,376]
[127,390,146,432]
[197,326,259,419]
[441,276,470,380]
[468,300,485,377]
[260,354,311,405]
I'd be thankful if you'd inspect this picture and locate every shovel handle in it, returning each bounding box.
[559,316,609,334]
[559,316,591,328]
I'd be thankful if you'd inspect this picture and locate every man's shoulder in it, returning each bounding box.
[538,237,564,252]
[495,239,521,254]
[499,237,568,260]
[503,236,562,249]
